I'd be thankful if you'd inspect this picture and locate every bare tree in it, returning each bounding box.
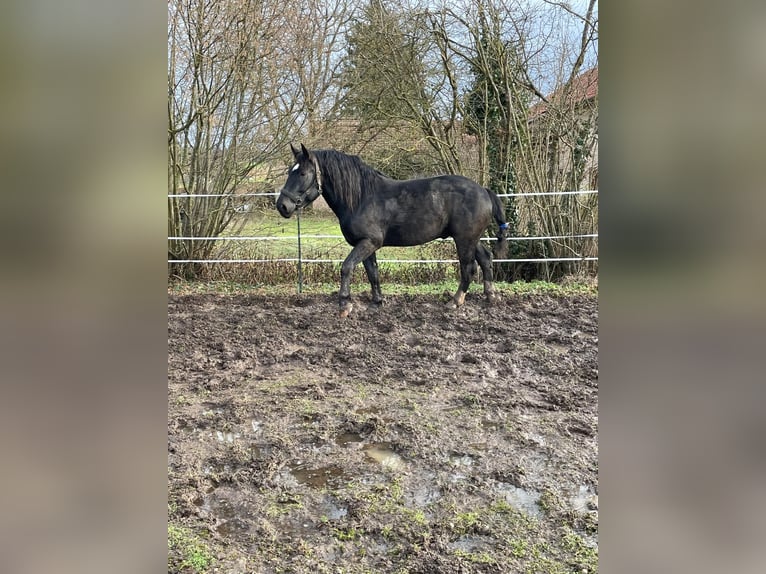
[506,0,598,278]
[168,0,294,278]
[336,0,460,176]
[424,0,598,278]
[276,0,353,142]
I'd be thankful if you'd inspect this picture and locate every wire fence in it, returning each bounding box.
[168,190,597,261]
[168,189,598,287]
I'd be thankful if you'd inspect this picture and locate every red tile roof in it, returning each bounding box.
[529,66,598,119]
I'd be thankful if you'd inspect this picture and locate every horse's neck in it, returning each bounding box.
[317,153,381,220]
[321,181,352,222]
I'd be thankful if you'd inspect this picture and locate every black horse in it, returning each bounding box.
[276,144,508,317]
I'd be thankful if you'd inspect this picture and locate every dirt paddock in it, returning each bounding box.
[168,292,598,573]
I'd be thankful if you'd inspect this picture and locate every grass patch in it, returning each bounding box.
[223,211,458,262]
[450,511,482,535]
[168,523,214,573]
[453,549,497,564]
[561,529,599,572]
[332,526,362,541]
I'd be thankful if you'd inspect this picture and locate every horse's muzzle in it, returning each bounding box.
[276,194,296,218]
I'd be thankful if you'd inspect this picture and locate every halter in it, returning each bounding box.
[282,157,323,206]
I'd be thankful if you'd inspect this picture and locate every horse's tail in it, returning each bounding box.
[486,188,509,259]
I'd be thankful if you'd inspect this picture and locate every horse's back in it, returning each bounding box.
[425,175,493,221]
[372,174,492,245]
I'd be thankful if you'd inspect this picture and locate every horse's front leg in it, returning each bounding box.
[362,253,383,307]
[339,239,378,318]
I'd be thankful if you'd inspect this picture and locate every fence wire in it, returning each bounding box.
[168,189,598,282]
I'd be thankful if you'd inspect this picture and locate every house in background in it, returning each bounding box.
[528,66,598,191]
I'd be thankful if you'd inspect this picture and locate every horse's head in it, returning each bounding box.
[276,143,323,218]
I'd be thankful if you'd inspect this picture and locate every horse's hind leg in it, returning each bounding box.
[362,253,383,307]
[475,243,496,302]
[450,240,476,308]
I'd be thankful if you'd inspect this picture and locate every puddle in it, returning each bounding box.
[571,484,598,513]
[250,443,272,459]
[290,464,346,488]
[583,533,598,549]
[450,453,477,468]
[362,443,404,470]
[215,430,240,443]
[216,517,250,537]
[335,432,364,446]
[405,475,441,507]
[448,535,496,553]
[496,482,543,518]
[449,472,468,483]
[519,452,549,483]
[318,497,348,520]
[197,488,246,532]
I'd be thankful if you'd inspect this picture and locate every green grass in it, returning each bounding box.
[452,511,481,534]
[453,549,497,565]
[178,210,597,286]
[561,529,599,572]
[224,208,340,238]
[332,526,362,541]
[221,210,458,262]
[168,524,214,573]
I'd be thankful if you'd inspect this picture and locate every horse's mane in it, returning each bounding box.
[314,149,386,212]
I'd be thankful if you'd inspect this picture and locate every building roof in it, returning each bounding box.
[529,66,598,119]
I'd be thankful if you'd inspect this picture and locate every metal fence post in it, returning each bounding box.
[296,207,303,293]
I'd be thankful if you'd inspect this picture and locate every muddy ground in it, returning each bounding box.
[168,291,598,573]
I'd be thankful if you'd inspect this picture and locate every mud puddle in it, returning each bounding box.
[289,463,347,489]
[362,442,404,469]
[495,482,543,518]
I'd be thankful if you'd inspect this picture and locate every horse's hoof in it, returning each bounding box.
[484,282,497,305]
[448,291,466,308]
[339,303,354,318]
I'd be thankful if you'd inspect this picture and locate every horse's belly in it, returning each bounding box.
[384,226,444,246]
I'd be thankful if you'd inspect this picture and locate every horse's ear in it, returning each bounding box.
[300,143,312,159]
[290,143,300,158]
